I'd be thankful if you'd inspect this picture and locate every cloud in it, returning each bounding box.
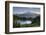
[13,7,40,15]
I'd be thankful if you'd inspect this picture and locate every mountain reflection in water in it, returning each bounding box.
[15,20,32,24]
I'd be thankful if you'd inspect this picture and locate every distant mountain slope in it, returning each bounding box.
[13,12,40,18]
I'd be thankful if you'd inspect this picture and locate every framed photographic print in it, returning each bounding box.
[5,1,45,34]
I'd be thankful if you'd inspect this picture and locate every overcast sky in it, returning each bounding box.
[13,7,40,15]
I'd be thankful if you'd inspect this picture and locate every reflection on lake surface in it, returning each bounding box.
[15,20,32,24]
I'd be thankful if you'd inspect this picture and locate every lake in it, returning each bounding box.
[15,20,32,24]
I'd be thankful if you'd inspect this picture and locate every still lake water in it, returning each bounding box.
[15,20,32,24]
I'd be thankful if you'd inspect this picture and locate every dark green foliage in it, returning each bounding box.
[13,15,40,28]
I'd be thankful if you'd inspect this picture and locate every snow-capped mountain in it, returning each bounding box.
[13,7,40,18]
[13,11,40,18]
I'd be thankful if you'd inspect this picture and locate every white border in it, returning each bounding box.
[9,3,43,32]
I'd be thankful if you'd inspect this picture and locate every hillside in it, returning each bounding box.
[13,15,40,28]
